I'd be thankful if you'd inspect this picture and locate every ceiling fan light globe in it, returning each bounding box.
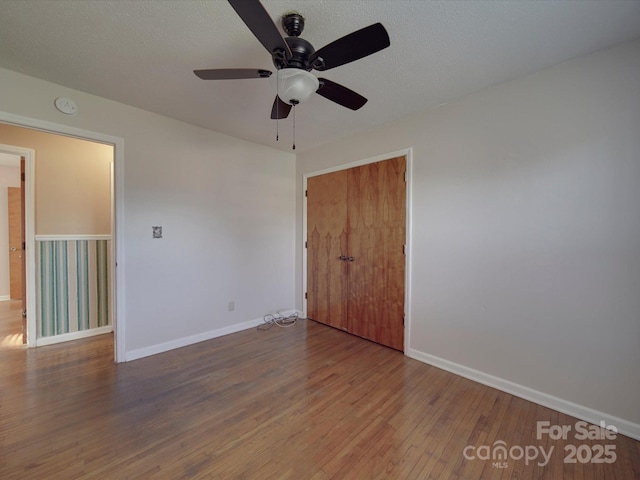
[271,68,319,105]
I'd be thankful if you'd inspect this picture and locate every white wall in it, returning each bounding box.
[0,164,20,299]
[0,124,113,235]
[0,66,296,357]
[296,40,640,433]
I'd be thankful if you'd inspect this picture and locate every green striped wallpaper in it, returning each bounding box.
[36,239,111,338]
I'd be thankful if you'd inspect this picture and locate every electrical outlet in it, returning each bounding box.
[228,301,235,312]
[152,226,163,239]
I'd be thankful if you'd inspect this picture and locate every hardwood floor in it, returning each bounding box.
[1,319,638,479]
[0,299,24,348]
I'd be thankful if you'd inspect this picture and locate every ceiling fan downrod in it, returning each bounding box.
[282,12,304,37]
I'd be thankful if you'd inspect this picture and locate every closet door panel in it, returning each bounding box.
[307,170,349,330]
[347,156,406,350]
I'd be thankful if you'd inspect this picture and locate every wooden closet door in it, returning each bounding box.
[347,156,406,350]
[306,170,349,330]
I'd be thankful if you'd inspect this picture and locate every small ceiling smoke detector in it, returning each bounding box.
[54,97,78,115]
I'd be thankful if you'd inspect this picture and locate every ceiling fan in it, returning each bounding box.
[194,0,390,120]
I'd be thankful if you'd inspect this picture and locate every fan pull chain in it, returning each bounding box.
[276,73,280,142]
[292,102,296,150]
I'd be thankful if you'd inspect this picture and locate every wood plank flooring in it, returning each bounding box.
[0,299,24,349]
[1,317,638,479]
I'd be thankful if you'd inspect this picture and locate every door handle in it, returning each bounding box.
[347,256,355,262]
[10,247,17,252]
[338,255,347,261]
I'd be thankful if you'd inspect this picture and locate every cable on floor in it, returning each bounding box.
[257,311,302,330]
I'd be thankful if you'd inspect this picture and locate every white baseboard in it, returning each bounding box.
[0,295,12,301]
[37,325,113,346]
[406,348,640,441]
[124,317,266,362]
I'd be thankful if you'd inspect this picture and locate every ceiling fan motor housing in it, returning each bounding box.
[279,36,316,70]
[271,13,318,71]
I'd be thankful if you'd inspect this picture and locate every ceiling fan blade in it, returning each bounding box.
[316,79,368,110]
[194,69,272,80]
[312,23,390,71]
[228,0,291,59]
[271,96,292,119]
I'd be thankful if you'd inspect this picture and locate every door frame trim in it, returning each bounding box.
[302,147,413,352]
[0,111,125,363]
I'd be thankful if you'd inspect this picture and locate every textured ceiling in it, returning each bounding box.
[1,0,640,153]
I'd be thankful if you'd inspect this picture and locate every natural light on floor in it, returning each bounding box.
[0,332,24,348]
[0,299,26,348]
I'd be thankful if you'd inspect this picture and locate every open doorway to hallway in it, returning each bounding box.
[0,151,24,347]
[0,123,115,358]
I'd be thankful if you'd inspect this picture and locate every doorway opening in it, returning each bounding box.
[0,114,124,362]
[0,151,24,347]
